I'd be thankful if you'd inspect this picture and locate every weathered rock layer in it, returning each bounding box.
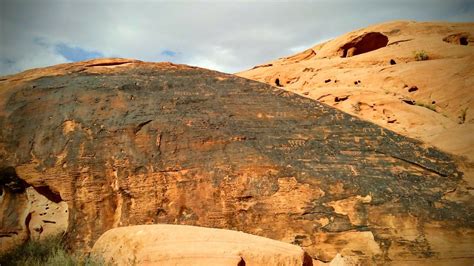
[0,59,473,264]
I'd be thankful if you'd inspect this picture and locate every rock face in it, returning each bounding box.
[238,20,474,161]
[92,224,311,265]
[0,167,68,251]
[0,59,473,264]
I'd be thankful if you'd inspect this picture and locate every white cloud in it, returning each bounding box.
[0,0,473,75]
[0,19,68,74]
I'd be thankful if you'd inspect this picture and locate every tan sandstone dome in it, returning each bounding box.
[237,20,474,161]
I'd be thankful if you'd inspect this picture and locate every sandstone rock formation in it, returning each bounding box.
[0,167,68,252]
[0,58,473,264]
[238,20,474,161]
[92,224,311,265]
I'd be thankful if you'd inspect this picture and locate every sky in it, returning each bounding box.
[1,0,473,75]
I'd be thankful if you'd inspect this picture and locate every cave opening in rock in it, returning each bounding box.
[237,258,246,266]
[34,186,63,203]
[340,32,389,57]
[275,78,282,87]
[443,33,471,46]
[0,167,63,203]
[0,167,28,193]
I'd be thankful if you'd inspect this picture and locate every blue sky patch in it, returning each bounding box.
[55,43,104,62]
[161,50,177,57]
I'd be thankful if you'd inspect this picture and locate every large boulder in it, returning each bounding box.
[0,59,472,264]
[91,224,311,265]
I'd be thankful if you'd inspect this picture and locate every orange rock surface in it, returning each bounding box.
[238,20,474,161]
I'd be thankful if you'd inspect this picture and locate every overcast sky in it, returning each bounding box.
[1,0,473,75]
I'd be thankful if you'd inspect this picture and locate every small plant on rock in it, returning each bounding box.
[414,50,429,61]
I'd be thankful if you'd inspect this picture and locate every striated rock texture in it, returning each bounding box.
[0,59,473,264]
[92,224,311,265]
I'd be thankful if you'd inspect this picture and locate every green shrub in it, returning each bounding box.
[0,235,103,266]
[414,50,429,61]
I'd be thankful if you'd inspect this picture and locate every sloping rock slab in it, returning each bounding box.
[0,59,472,264]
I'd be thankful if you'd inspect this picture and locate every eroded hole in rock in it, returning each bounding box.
[34,186,63,203]
[402,99,416,105]
[25,213,32,231]
[302,253,314,266]
[237,257,246,266]
[443,33,471,46]
[275,78,283,87]
[25,187,69,241]
[0,167,28,193]
[335,95,350,102]
[339,32,389,57]
[0,166,69,249]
